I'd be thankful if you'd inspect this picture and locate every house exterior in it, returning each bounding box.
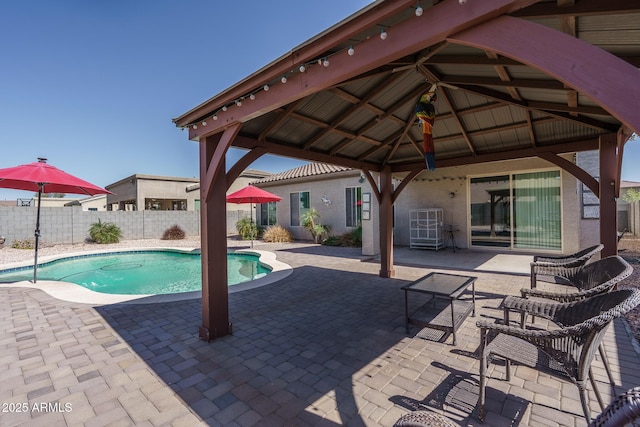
[106,174,200,211]
[254,159,602,257]
[253,163,372,244]
[105,170,272,233]
[63,194,107,211]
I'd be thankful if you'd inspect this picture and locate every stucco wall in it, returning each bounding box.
[257,171,372,241]
[360,158,588,254]
[393,157,584,254]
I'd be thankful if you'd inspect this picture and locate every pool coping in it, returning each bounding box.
[0,247,293,305]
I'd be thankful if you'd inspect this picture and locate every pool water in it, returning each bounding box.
[0,251,270,295]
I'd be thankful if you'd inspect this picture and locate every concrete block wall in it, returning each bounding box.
[0,206,201,245]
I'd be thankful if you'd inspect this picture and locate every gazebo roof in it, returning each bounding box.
[174,0,640,175]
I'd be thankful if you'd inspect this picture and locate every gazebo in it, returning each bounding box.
[174,0,640,341]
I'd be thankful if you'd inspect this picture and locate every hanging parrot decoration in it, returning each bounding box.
[415,83,438,171]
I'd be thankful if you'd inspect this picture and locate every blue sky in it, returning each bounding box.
[1,1,638,201]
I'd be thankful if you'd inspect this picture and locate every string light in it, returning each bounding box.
[185,4,428,131]
[459,0,467,3]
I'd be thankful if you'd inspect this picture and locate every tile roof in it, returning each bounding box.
[252,163,353,184]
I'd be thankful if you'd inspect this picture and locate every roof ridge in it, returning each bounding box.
[252,162,353,184]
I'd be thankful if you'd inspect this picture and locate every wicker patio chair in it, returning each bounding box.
[393,410,458,427]
[530,244,604,289]
[477,289,640,424]
[512,253,628,389]
[525,255,632,303]
[589,386,640,427]
[521,255,633,386]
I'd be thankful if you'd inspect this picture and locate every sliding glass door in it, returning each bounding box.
[470,170,561,251]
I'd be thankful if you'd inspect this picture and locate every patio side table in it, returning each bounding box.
[402,272,476,345]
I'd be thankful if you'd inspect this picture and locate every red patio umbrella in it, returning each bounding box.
[226,185,281,247]
[0,158,112,282]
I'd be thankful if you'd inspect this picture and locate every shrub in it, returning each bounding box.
[262,225,294,243]
[236,217,260,241]
[162,224,186,240]
[11,238,36,249]
[322,225,362,247]
[89,219,123,244]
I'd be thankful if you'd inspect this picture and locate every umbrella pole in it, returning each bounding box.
[33,186,42,283]
[250,200,254,248]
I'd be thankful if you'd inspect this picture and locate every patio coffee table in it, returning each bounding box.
[402,272,476,345]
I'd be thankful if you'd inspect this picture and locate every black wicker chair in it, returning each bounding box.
[590,386,640,427]
[477,289,640,424]
[520,255,633,386]
[530,244,604,289]
[524,255,632,303]
[393,410,458,427]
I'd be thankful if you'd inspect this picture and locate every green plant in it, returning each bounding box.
[89,219,123,244]
[622,188,640,203]
[322,225,362,247]
[236,217,260,241]
[301,208,329,244]
[11,238,36,249]
[162,224,186,240]
[262,224,294,243]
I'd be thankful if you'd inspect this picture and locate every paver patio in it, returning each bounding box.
[1,242,638,426]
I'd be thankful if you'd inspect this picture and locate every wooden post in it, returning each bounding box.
[379,166,395,278]
[198,126,240,341]
[599,133,618,258]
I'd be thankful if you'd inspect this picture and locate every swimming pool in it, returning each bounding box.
[0,250,271,295]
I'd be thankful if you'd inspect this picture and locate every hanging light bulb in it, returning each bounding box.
[459,0,467,4]
[213,115,218,121]
[192,124,197,129]
[235,99,242,106]
[222,106,227,112]
[380,28,388,40]
[263,84,269,91]
[415,5,423,16]
[202,121,207,126]
[348,46,355,56]
[281,75,287,84]
[299,64,306,73]
[322,58,330,67]
[249,93,255,100]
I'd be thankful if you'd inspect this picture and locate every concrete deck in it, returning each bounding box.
[1,242,638,426]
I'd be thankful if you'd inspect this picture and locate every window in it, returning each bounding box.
[345,187,362,227]
[260,202,277,226]
[469,170,561,251]
[290,191,310,226]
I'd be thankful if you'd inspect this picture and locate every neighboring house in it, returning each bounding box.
[63,194,107,211]
[253,158,610,257]
[106,174,200,211]
[104,171,273,234]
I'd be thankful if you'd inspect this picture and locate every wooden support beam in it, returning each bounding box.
[379,166,395,278]
[199,133,233,342]
[599,134,618,257]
